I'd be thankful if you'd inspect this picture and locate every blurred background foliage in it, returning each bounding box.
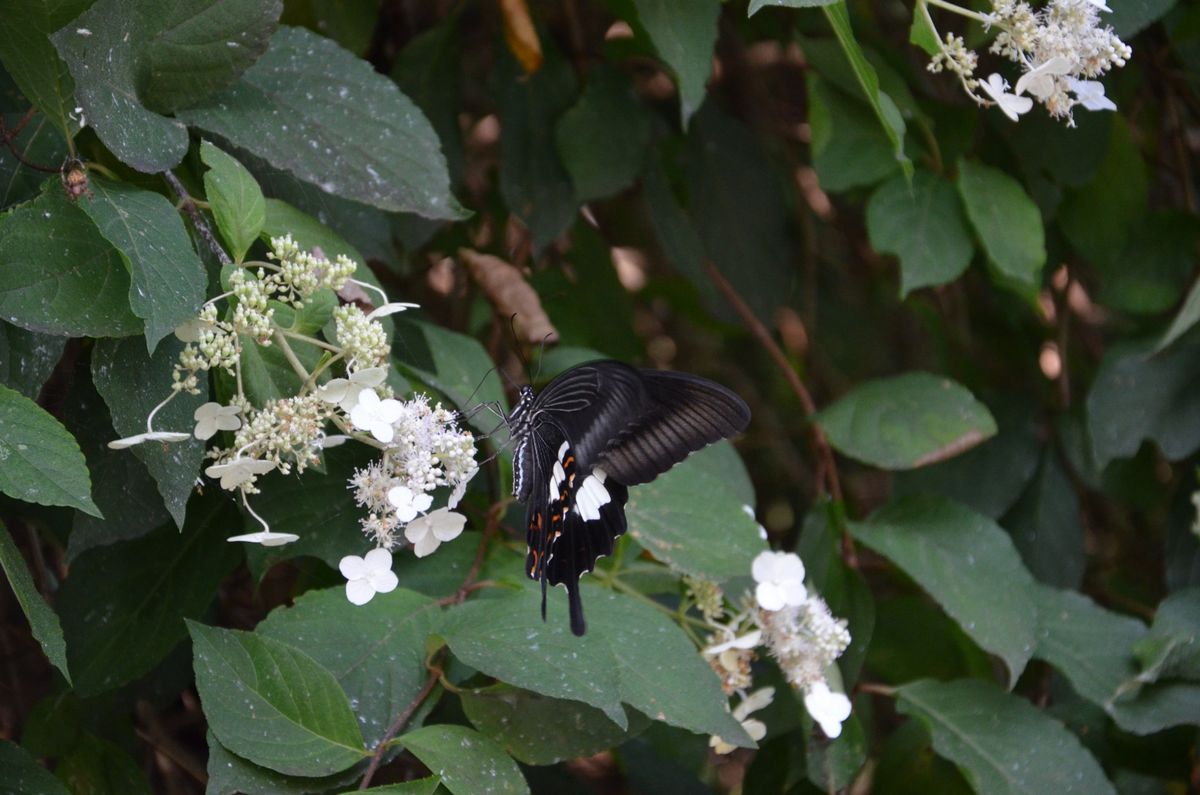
[0,0,1198,792]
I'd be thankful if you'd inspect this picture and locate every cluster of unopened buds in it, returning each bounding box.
[698,545,852,753]
[108,234,478,606]
[924,0,1130,124]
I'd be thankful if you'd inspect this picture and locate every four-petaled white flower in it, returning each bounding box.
[404,508,467,557]
[1014,56,1073,100]
[1068,78,1117,111]
[349,388,404,443]
[193,402,242,440]
[804,681,852,739]
[227,530,299,546]
[980,73,1033,121]
[366,302,420,320]
[710,687,774,754]
[339,548,399,605]
[205,458,277,490]
[752,550,808,611]
[387,485,433,522]
[317,367,388,412]
[108,430,191,449]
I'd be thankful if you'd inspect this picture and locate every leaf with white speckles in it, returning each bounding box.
[0,522,71,684]
[178,26,465,220]
[897,679,1117,795]
[399,724,528,795]
[79,179,207,352]
[189,621,369,777]
[0,383,99,516]
[0,184,141,338]
[91,336,205,528]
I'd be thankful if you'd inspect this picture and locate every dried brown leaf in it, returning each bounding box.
[459,247,558,345]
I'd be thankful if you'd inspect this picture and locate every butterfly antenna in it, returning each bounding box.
[533,332,555,383]
[509,313,532,383]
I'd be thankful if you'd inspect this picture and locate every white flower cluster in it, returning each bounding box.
[926,0,1129,124]
[106,230,481,609]
[701,548,853,753]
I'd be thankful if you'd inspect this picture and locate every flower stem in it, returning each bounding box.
[279,329,341,353]
[924,0,993,25]
[272,330,311,383]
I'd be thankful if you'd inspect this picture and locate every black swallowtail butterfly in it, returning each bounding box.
[508,360,751,636]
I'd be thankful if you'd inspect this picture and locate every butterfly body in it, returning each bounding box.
[509,360,750,636]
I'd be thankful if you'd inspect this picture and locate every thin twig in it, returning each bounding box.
[704,261,855,565]
[358,660,443,789]
[163,170,232,266]
[0,112,62,173]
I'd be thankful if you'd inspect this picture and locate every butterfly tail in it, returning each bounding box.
[540,571,548,622]
[566,578,587,636]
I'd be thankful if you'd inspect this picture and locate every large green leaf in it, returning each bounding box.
[1086,330,1200,467]
[201,140,266,263]
[0,0,90,138]
[625,441,765,581]
[58,495,241,695]
[0,740,72,795]
[92,336,206,528]
[1003,451,1085,589]
[956,159,1046,289]
[896,679,1116,795]
[206,732,367,795]
[79,179,207,352]
[815,372,996,471]
[1095,211,1195,316]
[257,587,441,748]
[628,0,720,125]
[0,383,98,515]
[0,323,65,400]
[498,47,578,250]
[178,26,464,220]
[441,576,752,745]
[189,622,368,776]
[462,684,645,765]
[54,733,152,795]
[867,170,975,296]
[555,65,653,202]
[850,496,1037,686]
[0,185,140,338]
[1136,587,1200,682]
[398,725,528,795]
[822,2,910,179]
[0,522,70,683]
[1110,0,1176,36]
[809,76,900,191]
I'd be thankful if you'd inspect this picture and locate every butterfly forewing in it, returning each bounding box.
[511,360,748,636]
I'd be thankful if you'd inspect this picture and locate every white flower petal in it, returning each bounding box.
[742,718,767,743]
[318,378,350,404]
[363,547,393,572]
[369,569,399,594]
[430,510,466,542]
[412,531,440,557]
[366,302,420,319]
[404,516,431,544]
[704,630,763,656]
[345,578,376,605]
[350,367,388,387]
[1014,56,1073,98]
[756,582,786,612]
[339,554,368,580]
[804,682,852,739]
[413,492,434,513]
[227,531,299,546]
[107,431,191,449]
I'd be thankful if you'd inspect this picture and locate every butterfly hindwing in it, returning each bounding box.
[513,360,748,636]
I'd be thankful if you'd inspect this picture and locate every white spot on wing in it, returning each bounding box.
[574,467,611,521]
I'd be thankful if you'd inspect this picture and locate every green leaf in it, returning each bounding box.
[442,576,752,745]
[257,587,441,748]
[1095,211,1195,316]
[391,18,464,186]
[462,684,645,765]
[956,160,1045,288]
[628,0,720,125]
[909,2,941,56]
[1156,275,1200,353]
[0,185,141,338]
[201,141,266,263]
[178,26,464,220]
[0,323,65,400]
[0,522,70,683]
[850,496,1037,686]
[0,740,72,795]
[1085,331,1200,467]
[91,336,206,527]
[263,198,364,265]
[896,679,1117,795]
[392,318,508,437]
[355,781,441,795]
[866,170,975,296]
[0,112,69,208]
[206,731,367,795]
[750,0,837,12]
[55,733,152,795]
[625,441,765,581]
[684,102,794,324]
[233,327,323,405]
[79,179,207,352]
[399,725,528,795]
[58,495,241,695]
[0,383,98,515]
[809,76,902,191]
[1003,451,1085,589]
[815,372,996,470]
[1135,587,1200,682]
[555,65,653,202]
[189,622,368,777]
[1110,0,1176,37]
[893,397,1041,519]
[0,0,90,139]
[822,3,910,180]
[499,46,578,250]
